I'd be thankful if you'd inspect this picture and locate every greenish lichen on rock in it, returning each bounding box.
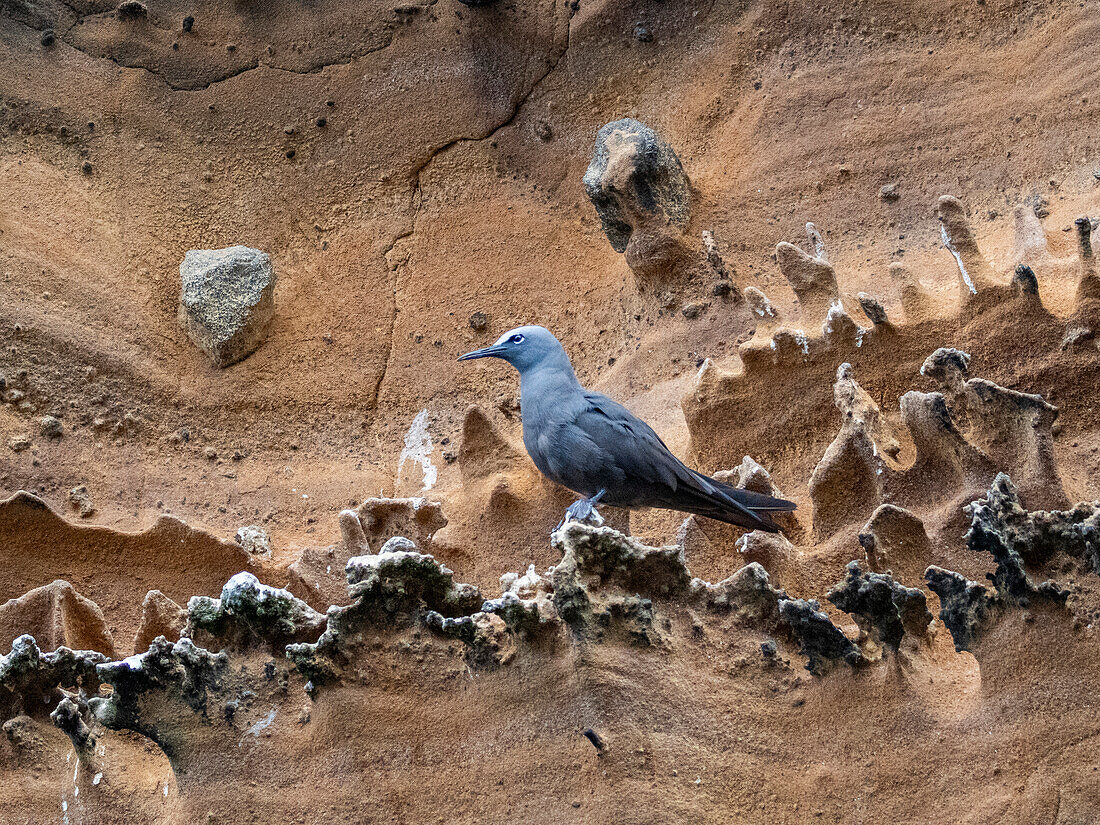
[690,562,787,626]
[91,636,228,761]
[344,544,483,616]
[50,695,99,766]
[288,540,485,686]
[926,474,1074,652]
[0,635,107,718]
[827,562,931,654]
[548,523,690,644]
[188,572,326,650]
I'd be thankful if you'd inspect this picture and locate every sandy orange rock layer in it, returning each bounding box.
[3,0,1100,821]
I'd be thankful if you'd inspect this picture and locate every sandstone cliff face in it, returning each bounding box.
[3,0,1100,821]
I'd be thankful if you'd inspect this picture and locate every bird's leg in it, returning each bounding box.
[556,489,607,531]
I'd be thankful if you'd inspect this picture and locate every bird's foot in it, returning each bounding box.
[556,493,606,531]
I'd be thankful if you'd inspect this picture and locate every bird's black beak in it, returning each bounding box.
[457,345,506,362]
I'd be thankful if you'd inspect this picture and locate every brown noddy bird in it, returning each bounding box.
[459,325,796,532]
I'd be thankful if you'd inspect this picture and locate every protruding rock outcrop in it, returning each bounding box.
[91,637,229,764]
[583,118,694,288]
[0,580,117,657]
[926,474,1073,652]
[702,230,742,301]
[1013,201,1053,270]
[50,696,99,768]
[826,562,931,656]
[887,262,935,323]
[775,232,839,330]
[858,504,932,578]
[691,562,786,625]
[0,635,106,718]
[288,497,447,609]
[1074,217,1100,306]
[133,590,187,654]
[776,599,862,676]
[808,364,896,539]
[936,196,996,298]
[178,246,275,368]
[549,523,689,646]
[857,292,889,326]
[458,404,525,482]
[189,573,326,651]
[287,539,484,685]
[916,348,1063,508]
[234,525,272,558]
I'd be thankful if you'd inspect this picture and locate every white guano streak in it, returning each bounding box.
[397,409,437,490]
[941,224,976,294]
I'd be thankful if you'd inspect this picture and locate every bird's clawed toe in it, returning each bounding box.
[556,496,606,531]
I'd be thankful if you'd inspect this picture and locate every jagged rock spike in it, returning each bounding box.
[898,390,994,498]
[775,240,839,329]
[826,561,931,654]
[808,363,893,539]
[338,509,369,555]
[858,504,931,575]
[50,696,99,768]
[743,286,778,322]
[0,580,117,659]
[458,404,525,482]
[133,590,186,655]
[805,222,827,262]
[936,195,996,298]
[188,572,326,650]
[777,598,863,675]
[1012,264,1039,296]
[1075,216,1100,305]
[857,292,889,326]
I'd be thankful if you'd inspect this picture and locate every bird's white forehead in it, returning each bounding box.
[492,325,545,346]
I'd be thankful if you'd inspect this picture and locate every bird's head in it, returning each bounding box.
[458,325,569,374]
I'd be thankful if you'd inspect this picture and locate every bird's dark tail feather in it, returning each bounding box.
[682,474,797,533]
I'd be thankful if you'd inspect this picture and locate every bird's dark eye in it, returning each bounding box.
[510,334,525,344]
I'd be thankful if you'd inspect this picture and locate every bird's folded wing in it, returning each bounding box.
[577,392,706,496]
[578,391,796,519]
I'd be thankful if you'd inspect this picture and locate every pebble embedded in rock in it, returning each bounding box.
[857,292,888,325]
[82,161,93,175]
[235,525,272,557]
[7,434,31,452]
[879,182,899,201]
[182,15,194,31]
[69,485,96,517]
[40,29,55,47]
[681,302,707,319]
[468,311,488,331]
[38,415,63,438]
[117,0,147,17]
[178,246,276,368]
[633,24,653,42]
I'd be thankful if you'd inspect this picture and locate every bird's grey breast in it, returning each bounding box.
[519,372,608,497]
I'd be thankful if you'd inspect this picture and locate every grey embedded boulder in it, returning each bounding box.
[583,119,694,287]
[583,118,690,252]
[178,246,275,367]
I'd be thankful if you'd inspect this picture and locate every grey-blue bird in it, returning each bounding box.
[458,325,796,532]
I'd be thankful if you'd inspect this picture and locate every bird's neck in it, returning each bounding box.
[518,363,582,414]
